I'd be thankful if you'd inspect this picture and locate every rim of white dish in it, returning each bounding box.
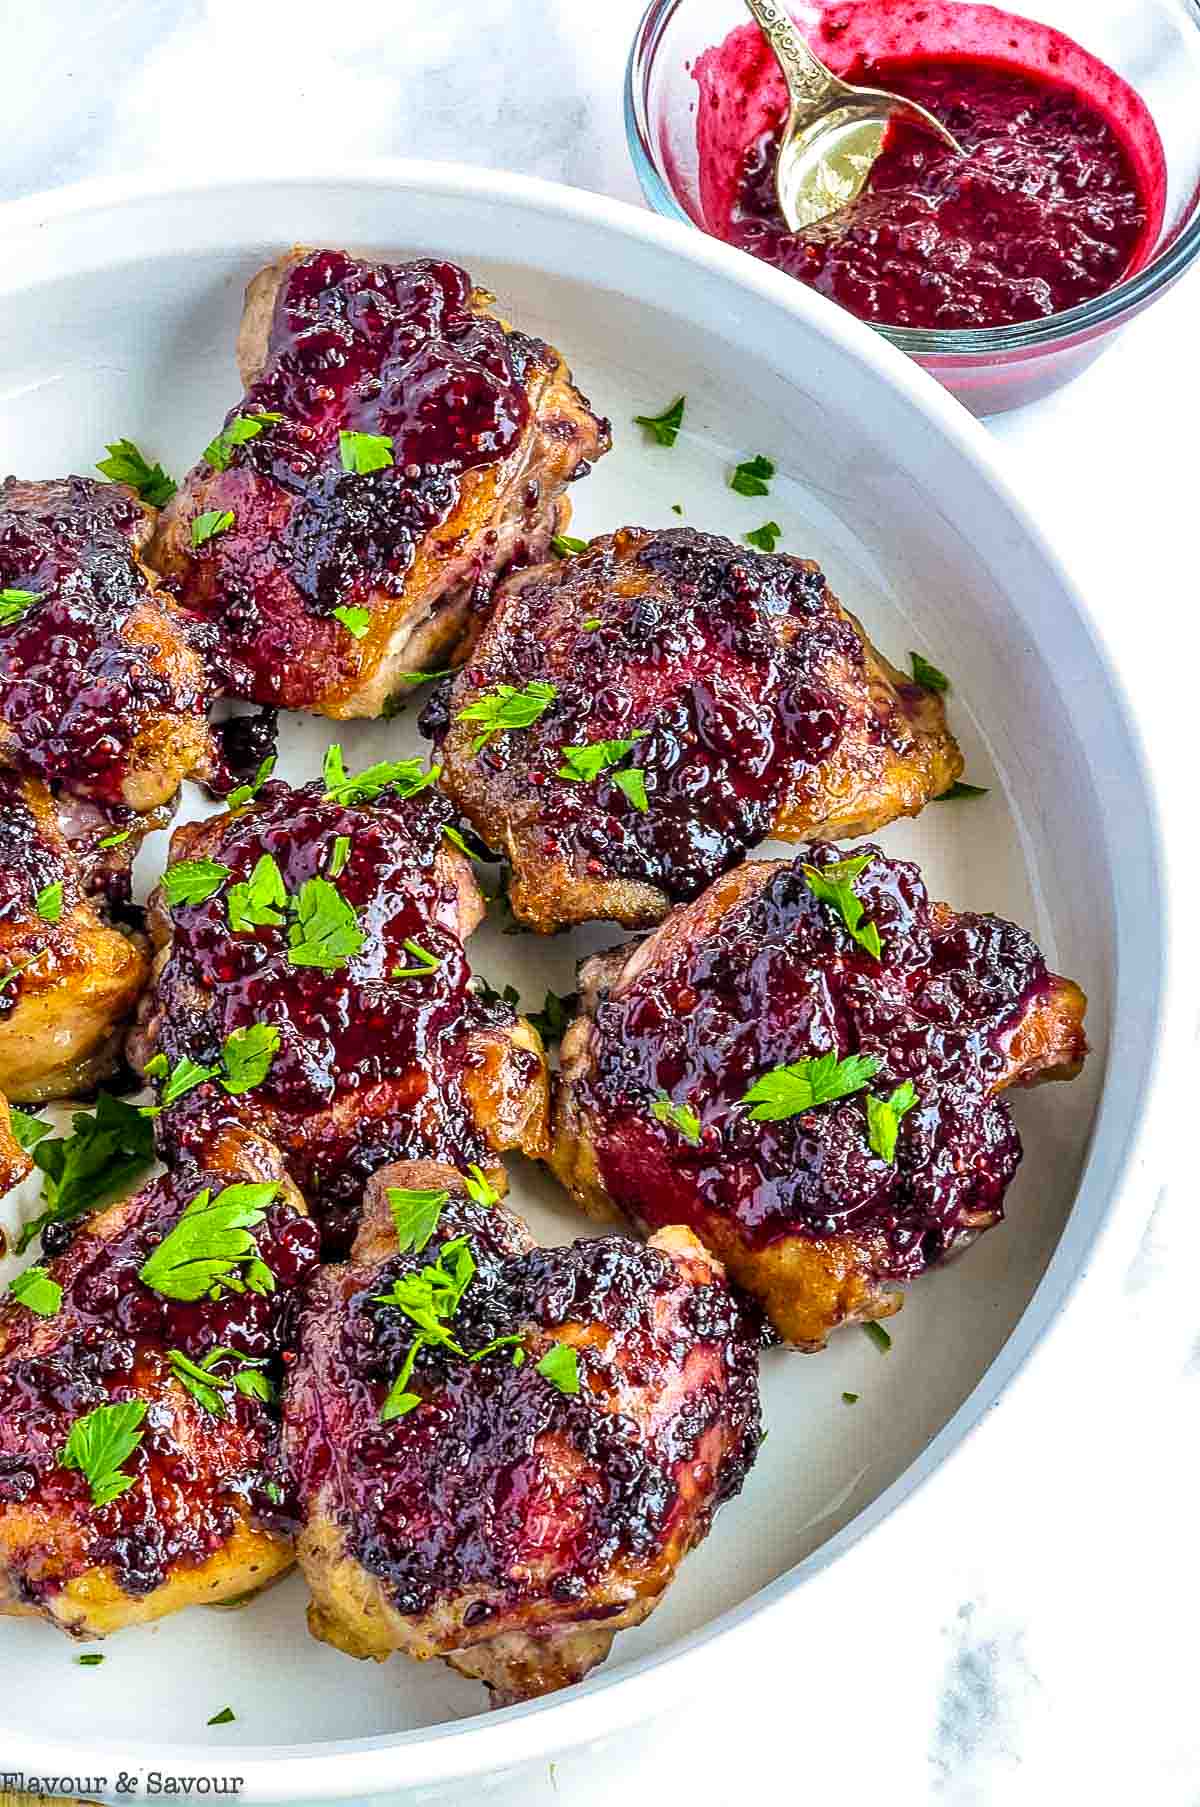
[0,160,1177,1799]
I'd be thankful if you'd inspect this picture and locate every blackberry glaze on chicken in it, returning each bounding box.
[284,1161,761,1704]
[0,1126,320,1638]
[0,476,217,865]
[128,770,549,1252]
[430,527,961,931]
[551,844,1087,1350]
[0,771,148,1102]
[150,250,610,717]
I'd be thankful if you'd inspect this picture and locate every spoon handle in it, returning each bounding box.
[742,0,840,113]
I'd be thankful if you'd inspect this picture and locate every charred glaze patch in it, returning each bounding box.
[435,528,857,900]
[0,478,211,806]
[151,781,537,1248]
[0,1166,320,1599]
[171,253,537,704]
[578,845,1051,1277]
[292,1196,760,1615]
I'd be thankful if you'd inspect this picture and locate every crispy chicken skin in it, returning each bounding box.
[284,1162,761,1704]
[128,774,549,1251]
[430,527,961,932]
[550,846,1087,1350]
[150,249,610,718]
[0,771,148,1103]
[0,1128,320,1639]
[0,476,216,852]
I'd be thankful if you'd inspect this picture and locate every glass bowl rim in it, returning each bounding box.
[624,0,1200,356]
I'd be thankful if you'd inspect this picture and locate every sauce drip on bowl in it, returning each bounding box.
[695,1,1165,331]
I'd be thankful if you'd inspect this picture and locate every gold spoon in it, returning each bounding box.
[744,0,967,231]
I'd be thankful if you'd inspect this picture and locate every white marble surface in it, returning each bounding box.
[2,4,1198,1803]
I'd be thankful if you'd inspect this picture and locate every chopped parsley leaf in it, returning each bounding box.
[139,1181,278,1303]
[391,938,441,980]
[226,853,287,933]
[161,858,231,909]
[527,989,574,1048]
[59,1400,147,1507]
[287,876,365,971]
[34,881,63,923]
[536,1344,580,1395]
[633,395,685,447]
[801,855,881,959]
[612,767,649,813]
[865,1080,919,1164]
[8,1265,62,1317]
[387,1186,448,1254]
[863,1320,893,1353]
[96,439,176,507]
[557,732,644,784]
[207,1707,236,1727]
[321,743,437,806]
[203,411,282,472]
[745,520,782,553]
[332,605,372,640]
[220,1023,281,1096]
[581,617,602,631]
[842,1391,859,1404]
[742,1051,880,1121]
[16,1094,155,1255]
[226,755,276,809]
[9,1106,53,1152]
[167,1345,273,1416]
[143,1052,218,1110]
[75,1654,105,1666]
[652,1094,702,1145]
[191,508,234,548]
[0,588,41,627]
[463,1164,500,1208]
[456,680,556,753]
[910,651,949,693]
[339,430,394,474]
[96,826,134,849]
[395,667,455,687]
[329,835,351,879]
[730,454,775,497]
[551,533,588,556]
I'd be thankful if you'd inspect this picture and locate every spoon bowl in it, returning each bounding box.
[743,0,965,230]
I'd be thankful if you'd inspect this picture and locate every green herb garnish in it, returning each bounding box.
[0,588,41,627]
[8,1106,53,1152]
[96,826,134,849]
[339,430,394,474]
[332,605,371,640]
[391,939,441,980]
[442,824,474,857]
[581,617,602,631]
[463,1164,500,1208]
[801,855,881,959]
[59,1400,147,1507]
[226,755,276,809]
[652,1094,702,1145]
[161,858,232,909]
[551,533,588,556]
[287,876,365,971]
[34,881,63,923]
[863,1320,892,1353]
[167,1346,274,1416]
[207,1707,236,1727]
[612,767,649,813]
[387,1186,449,1254]
[730,454,775,497]
[933,781,989,802]
[220,1023,281,1095]
[8,1265,62,1317]
[842,1391,859,1404]
[191,509,234,548]
[456,680,556,753]
[375,1235,477,1421]
[96,439,176,506]
[16,1094,155,1254]
[741,1051,880,1121]
[527,989,573,1048]
[143,1052,218,1110]
[745,521,782,553]
[557,733,645,784]
[536,1344,580,1395]
[203,412,282,472]
[865,1081,919,1164]
[321,743,437,806]
[910,651,949,693]
[329,835,351,879]
[226,853,287,934]
[395,668,454,687]
[75,1654,105,1666]
[139,1181,278,1303]
[633,396,685,447]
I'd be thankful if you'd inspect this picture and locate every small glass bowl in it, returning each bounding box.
[626,0,1200,413]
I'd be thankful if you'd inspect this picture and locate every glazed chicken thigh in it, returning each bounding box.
[551,844,1087,1349]
[0,771,148,1102]
[129,762,549,1250]
[151,250,609,716]
[0,1126,320,1638]
[284,1161,761,1704]
[430,527,961,931]
[0,476,217,860]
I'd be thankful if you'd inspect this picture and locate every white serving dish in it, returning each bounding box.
[0,163,1171,1802]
